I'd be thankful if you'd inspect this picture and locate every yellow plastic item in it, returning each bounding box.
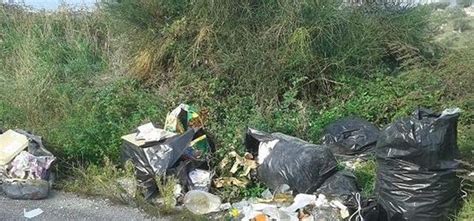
[0,130,29,165]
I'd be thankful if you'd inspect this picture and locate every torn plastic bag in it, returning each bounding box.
[321,117,379,156]
[8,151,55,180]
[167,160,212,192]
[316,170,360,209]
[3,179,50,200]
[121,129,195,200]
[143,129,195,175]
[121,137,158,200]
[246,128,338,194]
[375,108,461,221]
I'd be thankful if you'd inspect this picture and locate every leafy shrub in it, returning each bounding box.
[106,0,435,104]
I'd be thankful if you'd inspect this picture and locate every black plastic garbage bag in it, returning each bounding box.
[121,139,158,200]
[246,128,338,194]
[317,170,360,208]
[143,129,195,175]
[121,129,195,200]
[360,198,388,221]
[321,117,380,156]
[3,179,50,200]
[375,108,461,221]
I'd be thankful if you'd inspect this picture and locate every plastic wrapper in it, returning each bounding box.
[246,128,338,194]
[375,108,461,221]
[321,117,380,156]
[8,151,55,180]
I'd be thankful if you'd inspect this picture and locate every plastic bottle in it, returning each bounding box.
[183,190,222,214]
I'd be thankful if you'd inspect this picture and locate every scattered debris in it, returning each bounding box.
[188,169,211,191]
[223,151,257,176]
[260,189,273,200]
[0,103,456,221]
[376,108,462,220]
[24,208,43,219]
[183,190,222,215]
[232,193,350,221]
[214,177,249,188]
[282,193,316,213]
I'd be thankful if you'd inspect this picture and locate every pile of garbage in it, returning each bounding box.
[0,129,56,200]
[118,104,460,221]
[0,104,462,220]
[121,104,214,200]
[119,105,463,221]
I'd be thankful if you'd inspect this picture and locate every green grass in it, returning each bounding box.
[0,7,167,164]
[0,2,473,220]
[457,195,474,220]
[354,160,377,197]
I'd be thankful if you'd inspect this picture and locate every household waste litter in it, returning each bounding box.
[0,130,55,200]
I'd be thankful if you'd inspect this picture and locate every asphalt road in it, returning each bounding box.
[0,191,167,221]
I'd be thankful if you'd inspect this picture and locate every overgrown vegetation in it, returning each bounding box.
[0,1,473,220]
[0,6,166,165]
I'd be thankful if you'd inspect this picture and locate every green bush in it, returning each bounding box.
[0,7,165,163]
[106,0,434,104]
[48,79,164,163]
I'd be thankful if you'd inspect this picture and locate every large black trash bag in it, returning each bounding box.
[121,129,195,200]
[321,117,380,156]
[375,108,461,221]
[245,128,338,194]
[316,170,360,208]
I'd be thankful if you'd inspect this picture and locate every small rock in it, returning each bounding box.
[117,177,137,198]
